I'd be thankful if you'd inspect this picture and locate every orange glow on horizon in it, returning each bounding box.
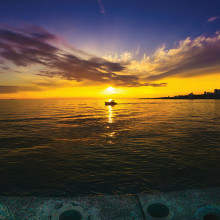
[0,74,220,99]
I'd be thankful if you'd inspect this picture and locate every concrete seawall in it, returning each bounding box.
[0,188,219,219]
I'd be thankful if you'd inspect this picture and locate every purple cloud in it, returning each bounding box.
[0,24,166,88]
[97,0,105,14]
[144,33,220,81]
[208,16,220,22]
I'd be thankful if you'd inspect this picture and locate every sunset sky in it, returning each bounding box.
[0,0,220,98]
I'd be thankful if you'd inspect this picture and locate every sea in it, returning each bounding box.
[0,99,219,196]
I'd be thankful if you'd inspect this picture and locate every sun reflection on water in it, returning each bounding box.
[109,131,115,137]
[108,105,113,123]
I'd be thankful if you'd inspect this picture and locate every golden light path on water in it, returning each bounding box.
[108,105,113,123]
[107,105,116,143]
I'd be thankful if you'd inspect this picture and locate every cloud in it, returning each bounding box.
[1,23,220,94]
[0,85,42,94]
[0,25,58,66]
[105,32,220,82]
[0,24,166,88]
[97,0,105,14]
[143,33,220,81]
[208,16,220,22]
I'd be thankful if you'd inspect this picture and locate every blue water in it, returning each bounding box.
[0,99,219,196]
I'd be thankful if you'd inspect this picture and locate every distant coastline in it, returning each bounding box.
[141,89,220,99]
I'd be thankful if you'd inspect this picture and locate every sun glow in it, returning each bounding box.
[107,86,115,92]
[106,86,116,94]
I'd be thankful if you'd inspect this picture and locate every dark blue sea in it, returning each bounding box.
[0,99,220,196]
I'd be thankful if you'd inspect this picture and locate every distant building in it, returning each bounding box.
[159,89,220,99]
[188,93,193,97]
[214,89,220,95]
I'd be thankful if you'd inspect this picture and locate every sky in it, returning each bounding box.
[0,0,220,98]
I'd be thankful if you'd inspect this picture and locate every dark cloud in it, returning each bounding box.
[0,24,166,88]
[0,80,75,94]
[0,25,58,67]
[147,83,167,87]
[0,85,42,94]
[0,66,9,71]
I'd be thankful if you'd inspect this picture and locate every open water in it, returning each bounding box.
[0,99,219,196]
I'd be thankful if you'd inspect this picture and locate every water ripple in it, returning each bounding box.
[0,99,219,196]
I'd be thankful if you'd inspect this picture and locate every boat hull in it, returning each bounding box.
[105,102,117,105]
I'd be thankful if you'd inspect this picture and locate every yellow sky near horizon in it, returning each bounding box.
[1,73,220,99]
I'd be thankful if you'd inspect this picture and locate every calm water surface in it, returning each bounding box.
[0,99,220,196]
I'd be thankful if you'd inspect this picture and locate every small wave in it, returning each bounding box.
[0,117,52,122]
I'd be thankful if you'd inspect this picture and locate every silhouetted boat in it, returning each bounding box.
[105,99,117,105]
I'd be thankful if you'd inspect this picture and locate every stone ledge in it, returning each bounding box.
[0,188,219,219]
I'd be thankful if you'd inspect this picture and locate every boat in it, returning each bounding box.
[105,99,117,105]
